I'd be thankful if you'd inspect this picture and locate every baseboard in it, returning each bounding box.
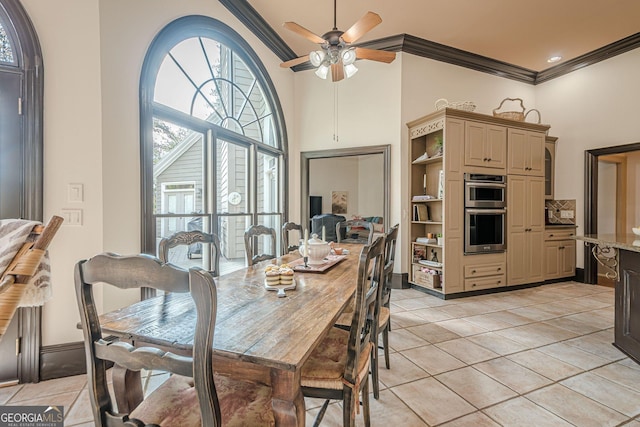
[39,342,86,381]
[393,272,409,289]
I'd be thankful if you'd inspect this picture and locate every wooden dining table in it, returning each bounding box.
[98,243,363,427]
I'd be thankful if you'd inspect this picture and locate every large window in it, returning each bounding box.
[140,16,287,275]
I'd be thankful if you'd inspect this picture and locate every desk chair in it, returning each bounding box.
[281,222,302,254]
[371,223,399,399]
[75,253,274,427]
[159,230,221,276]
[244,225,277,266]
[301,236,385,427]
[336,220,374,245]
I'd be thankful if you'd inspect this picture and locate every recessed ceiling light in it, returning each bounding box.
[547,56,562,63]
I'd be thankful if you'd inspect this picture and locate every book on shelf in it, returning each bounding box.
[412,204,430,221]
[412,194,437,202]
[416,237,437,244]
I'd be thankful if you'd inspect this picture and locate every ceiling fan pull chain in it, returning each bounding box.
[334,85,339,142]
[333,0,337,31]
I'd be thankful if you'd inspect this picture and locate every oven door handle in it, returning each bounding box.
[465,182,506,188]
[465,208,507,215]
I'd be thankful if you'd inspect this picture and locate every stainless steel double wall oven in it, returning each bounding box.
[464,173,506,254]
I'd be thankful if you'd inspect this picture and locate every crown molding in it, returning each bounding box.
[536,32,640,84]
[218,0,296,61]
[219,1,640,85]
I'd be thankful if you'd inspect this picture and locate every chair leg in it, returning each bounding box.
[312,399,330,427]
[371,334,380,400]
[362,377,371,427]
[343,387,356,427]
[383,323,390,369]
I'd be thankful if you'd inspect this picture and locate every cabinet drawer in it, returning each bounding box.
[464,274,506,291]
[464,262,505,278]
[545,228,576,241]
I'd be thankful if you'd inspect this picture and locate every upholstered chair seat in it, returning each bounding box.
[301,327,372,391]
[130,373,275,427]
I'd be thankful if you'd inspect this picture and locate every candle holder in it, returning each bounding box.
[303,256,308,268]
[423,185,427,195]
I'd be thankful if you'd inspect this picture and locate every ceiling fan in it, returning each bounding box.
[280,0,396,82]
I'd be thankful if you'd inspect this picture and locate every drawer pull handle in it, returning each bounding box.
[472,269,476,273]
[488,158,492,161]
[497,280,501,284]
[549,234,554,237]
[472,283,476,287]
[497,267,501,271]
[483,158,488,161]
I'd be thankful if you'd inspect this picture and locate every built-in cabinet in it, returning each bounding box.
[544,226,576,280]
[464,122,507,170]
[545,136,557,200]
[507,175,545,285]
[507,129,545,176]
[407,108,549,296]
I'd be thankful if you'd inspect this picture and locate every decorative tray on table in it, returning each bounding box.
[289,254,347,273]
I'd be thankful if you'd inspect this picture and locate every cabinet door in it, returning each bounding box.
[508,175,527,232]
[507,128,527,175]
[527,132,545,176]
[528,229,545,283]
[544,143,555,200]
[545,241,561,279]
[560,241,576,277]
[464,122,487,167]
[485,125,507,170]
[527,176,545,230]
[507,230,527,285]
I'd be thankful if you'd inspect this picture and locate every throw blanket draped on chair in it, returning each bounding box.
[0,219,52,307]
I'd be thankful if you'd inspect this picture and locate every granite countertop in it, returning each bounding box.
[546,224,577,228]
[574,233,640,253]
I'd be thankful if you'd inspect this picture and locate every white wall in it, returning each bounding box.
[22,0,295,346]
[357,154,384,217]
[536,48,640,267]
[597,161,617,234]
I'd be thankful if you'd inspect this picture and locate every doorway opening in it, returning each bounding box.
[584,143,640,284]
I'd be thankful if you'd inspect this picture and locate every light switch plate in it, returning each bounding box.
[67,183,84,203]
[61,209,83,226]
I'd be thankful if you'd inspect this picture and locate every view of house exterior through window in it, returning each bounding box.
[142,17,286,275]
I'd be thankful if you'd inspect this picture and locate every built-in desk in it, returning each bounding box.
[575,234,640,363]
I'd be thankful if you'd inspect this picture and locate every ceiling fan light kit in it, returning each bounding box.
[281,0,396,82]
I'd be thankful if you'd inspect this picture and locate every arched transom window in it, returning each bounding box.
[140,15,287,275]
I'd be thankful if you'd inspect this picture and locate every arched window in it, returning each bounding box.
[140,15,287,275]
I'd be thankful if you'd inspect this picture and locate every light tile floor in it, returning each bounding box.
[2,281,639,426]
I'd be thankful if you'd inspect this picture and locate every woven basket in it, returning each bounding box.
[493,98,541,123]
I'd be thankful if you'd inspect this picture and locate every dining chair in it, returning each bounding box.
[281,221,302,254]
[371,223,399,399]
[75,253,275,427]
[301,235,385,427]
[244,224,277,266]
[336,220,374,245]
[158,229,221,276]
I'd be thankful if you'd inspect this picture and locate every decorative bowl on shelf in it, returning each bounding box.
[299,234,331,265]
[633,227,640,236]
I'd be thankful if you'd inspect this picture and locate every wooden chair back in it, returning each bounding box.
[336,220,374,245]
[346,235,385,387]
[382,224,399,308]
[159,229,221,276]
[244,224,277,266]
[75,253,220,426]
[281,222,302,254]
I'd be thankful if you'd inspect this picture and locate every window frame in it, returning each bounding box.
[139,15,288,258]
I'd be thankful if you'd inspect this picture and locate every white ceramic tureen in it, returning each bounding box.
[299,234,331,265]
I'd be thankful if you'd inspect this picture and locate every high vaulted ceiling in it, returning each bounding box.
[245,0,640,73]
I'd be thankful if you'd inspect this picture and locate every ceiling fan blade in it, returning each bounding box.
[355,47,396,64]
[331,63,344,82]
[283,22,326,44]
[280,55,310,68]
[341,12,382,44]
